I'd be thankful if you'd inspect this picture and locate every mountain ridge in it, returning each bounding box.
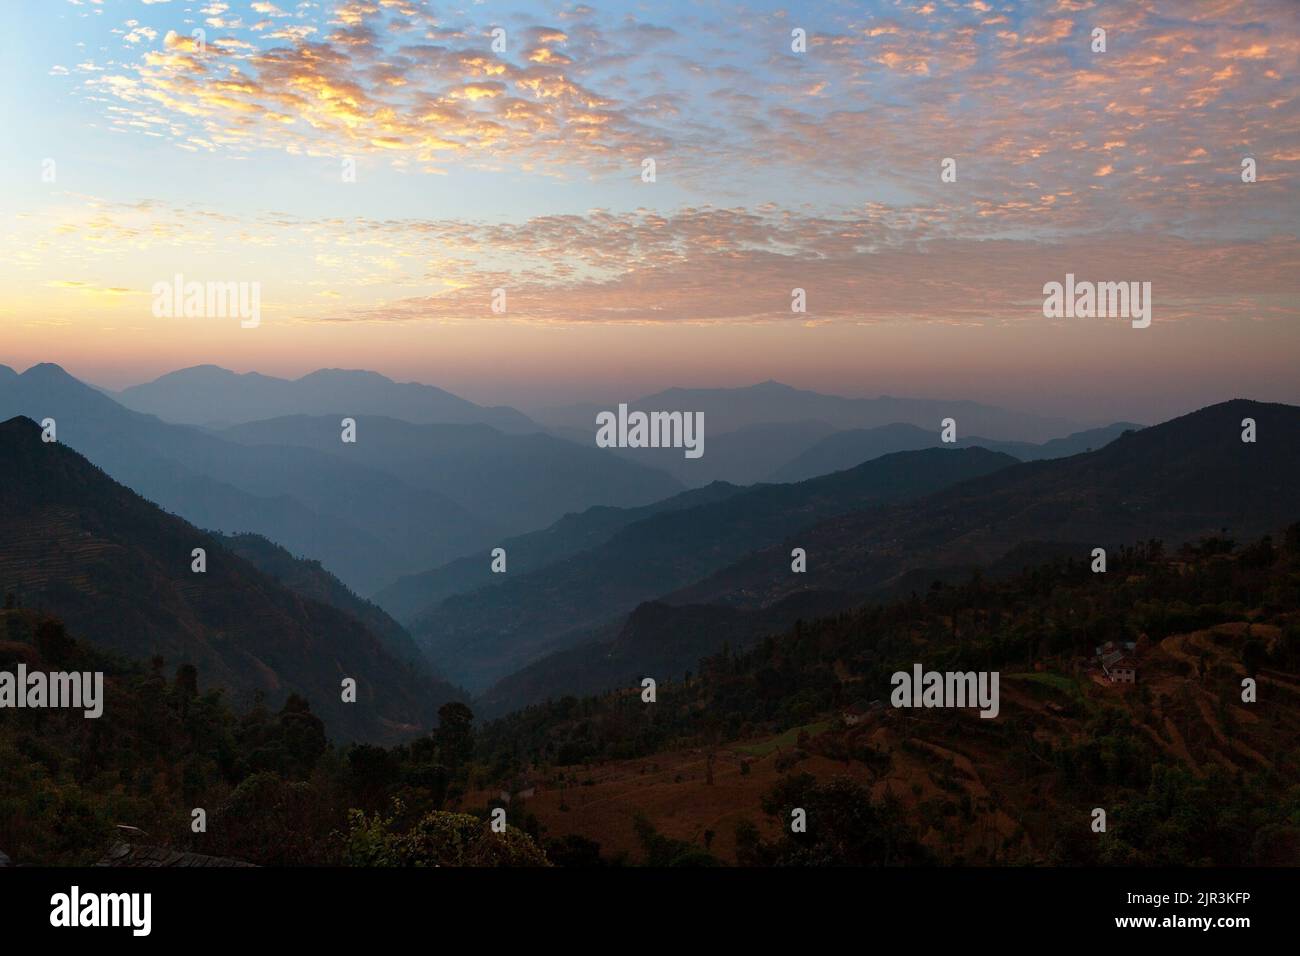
[373,479,748,623]
[216,413,685,550]
[768,420,1141,483]
[0,365,492,594]
[114,364,538,432]
[413,446,1019,689]
[672,398,1300,611]
[0,415,459,742]
[478,398,1300,713]
[533,380,1086,443]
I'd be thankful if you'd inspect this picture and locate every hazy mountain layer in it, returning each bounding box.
[415,446,1018,689]
[0,416,460,742]
[534,380,1083,442]
[768,421,1140,483]
[116,365,537,432]
[480,399,1299,712]
[218,414,685,556]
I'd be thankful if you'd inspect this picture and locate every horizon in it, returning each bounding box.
[2,0,1297,421]
[4,357,1254,429]
[8,358,1299,430]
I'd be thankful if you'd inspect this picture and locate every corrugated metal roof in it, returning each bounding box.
[96,842,255,868]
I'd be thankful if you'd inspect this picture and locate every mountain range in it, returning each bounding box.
[113,365,538,432]
[6,361,1293,738]
[767,420,1141,484]
[475,399,1300,714]
[533,382,1125,486]
[373,480,750,624]
[671,399,1298,611]
[0,416,459,741]
[216,414,683,543]
[534,380,1087,440]
[0,365,681,595]
[411,446,1019,689]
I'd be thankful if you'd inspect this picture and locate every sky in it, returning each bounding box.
[1,0,1297,422]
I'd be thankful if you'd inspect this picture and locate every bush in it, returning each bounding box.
[339,801,551,867]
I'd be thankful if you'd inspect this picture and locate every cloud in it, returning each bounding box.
[22,0,1294,334]
[73,0,1295,241]
[46,280,140,296]
[86,3,678,174]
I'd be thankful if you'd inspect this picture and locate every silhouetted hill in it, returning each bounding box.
[673,399,1300,610]
[115,365,537,432]
[217,531,427,668]
[480,400,1300,712]
[415,446,1017,689]
[374,481,747,623]
[766,422,941,482]
[474,530,1300,866]
[0,416,459,742]
[769,421,1139,483]
[476,590,861,717]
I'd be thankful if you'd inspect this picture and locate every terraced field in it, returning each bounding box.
[465,615,1300,865]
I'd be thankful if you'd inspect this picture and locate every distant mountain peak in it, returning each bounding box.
[20,362,77,382]
[747,379,800,394]
[146,365,247,385]
[298,368,393,384]
[177,363,229,373]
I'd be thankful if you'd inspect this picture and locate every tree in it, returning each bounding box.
[339,803,550,867]
[757,775,933,866]
[435,702,475,772]
[546,834,608,867]
[279,694,327,776]
[34,618,75,666]
[632,813,719,866]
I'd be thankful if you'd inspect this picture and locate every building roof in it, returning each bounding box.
[96,842,255,868]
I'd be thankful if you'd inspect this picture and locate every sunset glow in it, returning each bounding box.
[2,0,1297,418]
